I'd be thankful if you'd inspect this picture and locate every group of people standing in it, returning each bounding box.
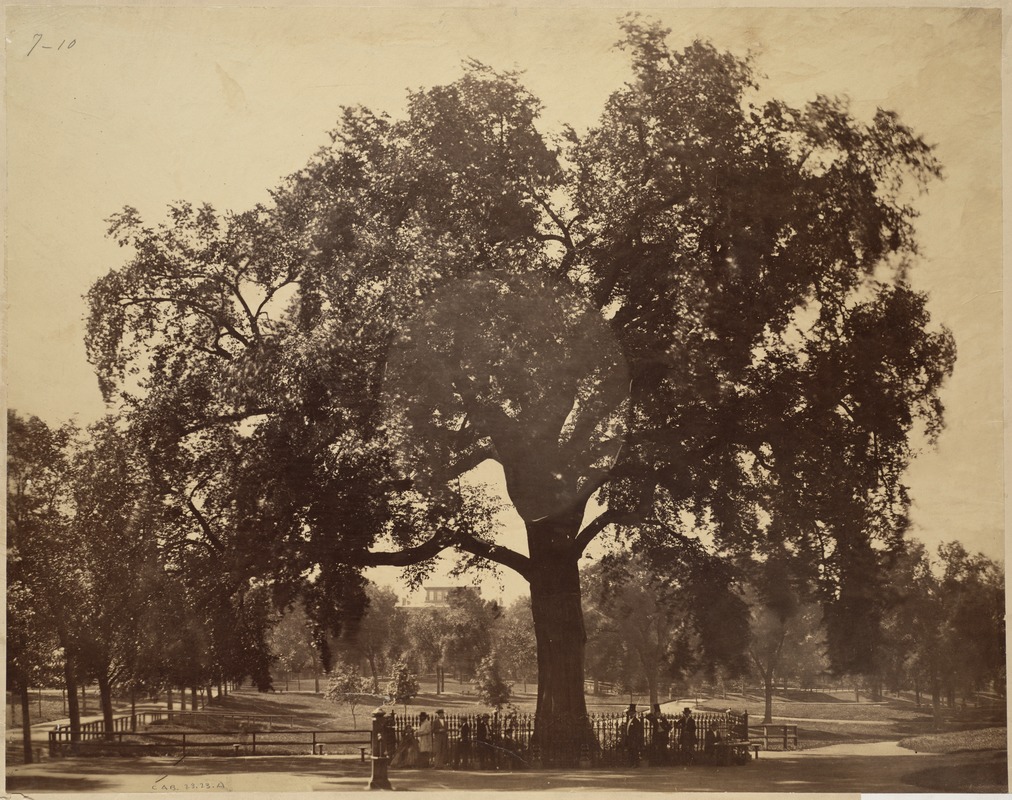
[622,704,723,765]
[390,709,445,768]
[387,705,730,770]
[389,709,513,769]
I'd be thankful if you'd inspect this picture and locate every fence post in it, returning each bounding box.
[252,732,256,756]
[367,709,392,791]
[783,726,788,750]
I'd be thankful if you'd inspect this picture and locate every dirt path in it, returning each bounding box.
[6,744,1005,794]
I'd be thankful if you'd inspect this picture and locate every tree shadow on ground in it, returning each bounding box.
[7,774,118,792]
[890,708,1007,738]
[776,690,851,703]
[903,751,1008,793]
[214,694,335,724]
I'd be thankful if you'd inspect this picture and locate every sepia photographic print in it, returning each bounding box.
[4,3,1006,796]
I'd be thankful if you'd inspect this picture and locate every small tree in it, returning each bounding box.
[386,660,420,714]
[326,663,371,729]
[473,657,512,711]
[493,597,537,692]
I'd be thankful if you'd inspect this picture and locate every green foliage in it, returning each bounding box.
[878,541,1005,705]
[582,546,748,702]
[493,598,537,686]
[6,410,74,693]
[472,656,512,710]
[335,584,403,692]
[406,589,500,683]
[83,17,956,703]
[386,660,420,705]
[325,662,375,728]
[269,604,318,678]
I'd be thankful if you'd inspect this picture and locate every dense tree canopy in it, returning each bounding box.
[85,17,955,743]
[583,547,748,706]
[877,541,1005,709]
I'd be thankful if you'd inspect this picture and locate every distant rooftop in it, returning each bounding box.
[400,584,482,609]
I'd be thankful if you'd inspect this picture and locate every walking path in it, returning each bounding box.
[8,742,991,794]
[10,698,1004,793]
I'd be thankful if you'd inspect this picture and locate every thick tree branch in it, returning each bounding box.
[230,280,261,340]
[181,495,224,553]
[253,275,299,324]
[452,530,532,580]
[357,532,454,567]
[447,443,497,479]
[575,508,619,555]
[357,524,530,580]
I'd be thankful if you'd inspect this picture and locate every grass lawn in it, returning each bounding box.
[6,689,108,727]
[899,727,1008,754]
[201,682,1006,758]
[10,677,969,762]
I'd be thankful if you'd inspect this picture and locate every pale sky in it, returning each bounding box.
[4,5,1004,602]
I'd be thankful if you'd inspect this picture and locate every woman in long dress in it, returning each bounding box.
[390,724,420,768]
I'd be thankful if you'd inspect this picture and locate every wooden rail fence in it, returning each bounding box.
[48,728,370,758]
[748,724,798,750]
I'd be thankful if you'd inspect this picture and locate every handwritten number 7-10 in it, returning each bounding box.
[28,34,76,56]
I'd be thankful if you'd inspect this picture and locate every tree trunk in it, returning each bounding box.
[20,682,34,764]
[97,672,115,739]
[367,655,379,694]
[64,657,81,743]
[130,686,137,732]
[190,686,198,711]
[762,672,774,724]
[526,510,595,762]
[167,687,174,711]
[647,671,659,708]
[81,683,87,714]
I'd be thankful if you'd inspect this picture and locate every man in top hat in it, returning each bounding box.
[679,707,697,762]
[475,713,492,769]
[647,702,671,764]
[624,704,644,766]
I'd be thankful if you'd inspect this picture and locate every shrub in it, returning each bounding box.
[473,656,512,710]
